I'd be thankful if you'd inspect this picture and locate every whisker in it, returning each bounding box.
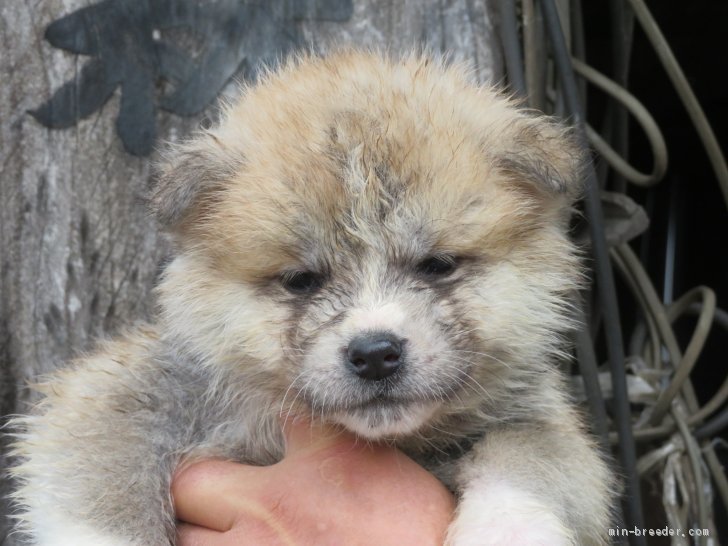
[278,369,308,418]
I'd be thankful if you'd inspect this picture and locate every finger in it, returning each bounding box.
[172,459,271,531]
[176,522,225,546]
[280,416,355,455]
[178,520,297,546]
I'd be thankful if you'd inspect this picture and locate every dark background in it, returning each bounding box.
[582,0,727,404]
[583,0,727,538]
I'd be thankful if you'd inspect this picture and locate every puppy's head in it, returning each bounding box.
[155,51,584,439]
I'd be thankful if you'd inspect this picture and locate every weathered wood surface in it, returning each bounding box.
[0,1,501,543]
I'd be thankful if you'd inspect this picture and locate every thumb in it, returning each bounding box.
[172,459,272,531]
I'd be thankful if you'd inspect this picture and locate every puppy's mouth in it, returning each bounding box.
[325,382,446,438]
[351,394,407,409]
[291,383,441,439]
[331,398,439,439]
[298,386,427,416]
[292,354,474,438]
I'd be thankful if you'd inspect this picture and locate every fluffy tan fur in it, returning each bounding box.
[10,51,613,546]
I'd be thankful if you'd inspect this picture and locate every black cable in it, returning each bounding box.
[497,0,527,98]
[574,318,611,449]
[696,407,728,441]
[570,0,587,106]
[538,1,646,543]
[496,7,630,538]
[574,318,630,544]
[608,0,635,193]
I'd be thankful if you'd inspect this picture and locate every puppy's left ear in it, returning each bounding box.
[494,115,587,203]
[150,133,240,231]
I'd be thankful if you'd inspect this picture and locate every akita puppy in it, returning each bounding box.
[10,51,613,545]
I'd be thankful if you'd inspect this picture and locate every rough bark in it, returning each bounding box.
[0,1,501,543]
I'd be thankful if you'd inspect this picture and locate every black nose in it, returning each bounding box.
[346,333,403,381]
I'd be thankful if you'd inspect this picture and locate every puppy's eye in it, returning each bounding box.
[280,271,323,294]
[417,255,458,277]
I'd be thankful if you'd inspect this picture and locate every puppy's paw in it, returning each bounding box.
[29,519,138,546]
[446,481,576,546]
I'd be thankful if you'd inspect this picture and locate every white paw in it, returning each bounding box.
[446,481,576,546]
[30,519,136,546]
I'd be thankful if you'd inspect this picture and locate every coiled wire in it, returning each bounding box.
[497,1,728,544]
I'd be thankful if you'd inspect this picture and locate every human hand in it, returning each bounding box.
[173,419,455,546]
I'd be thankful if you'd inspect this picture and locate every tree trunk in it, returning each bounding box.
[0,1,502,543]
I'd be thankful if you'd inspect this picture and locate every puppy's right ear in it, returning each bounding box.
[150,133,240,230]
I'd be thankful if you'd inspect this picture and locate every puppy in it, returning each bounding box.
[10,51,613,545]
